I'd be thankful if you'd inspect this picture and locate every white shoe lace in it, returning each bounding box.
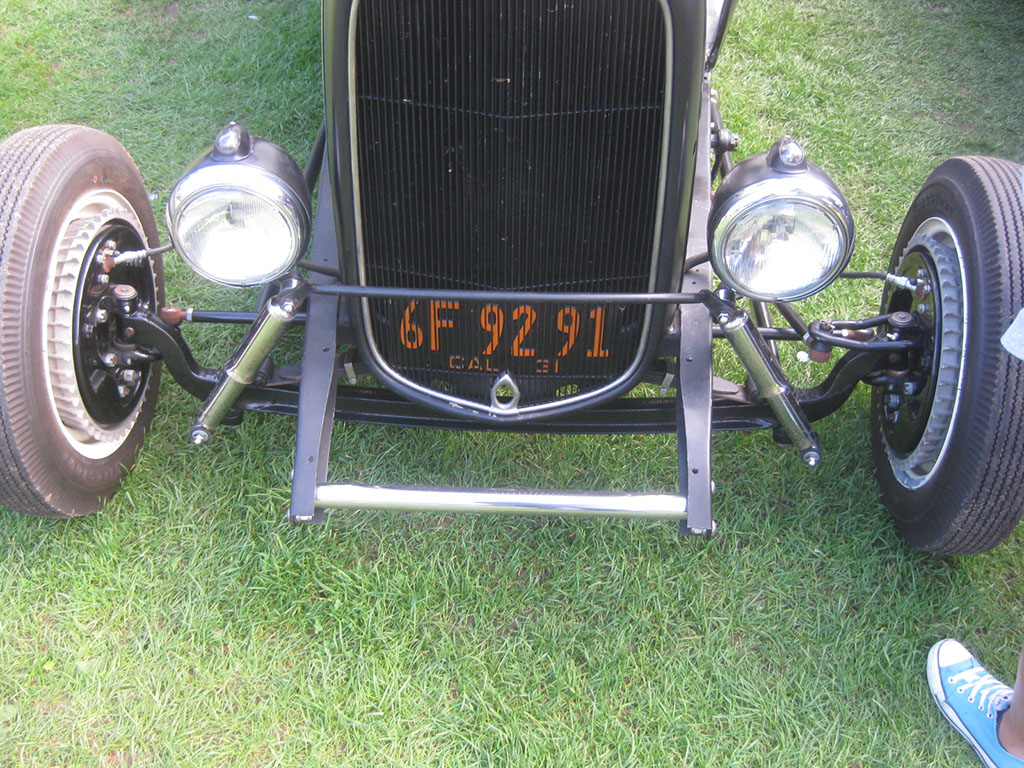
[949,665,1014,719]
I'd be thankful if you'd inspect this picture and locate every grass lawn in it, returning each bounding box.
[1,0,1023,765]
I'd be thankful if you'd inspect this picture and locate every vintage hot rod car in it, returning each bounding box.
[0,0,1022,555]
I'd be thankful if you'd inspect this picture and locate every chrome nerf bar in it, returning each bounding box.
[313,483,687,520]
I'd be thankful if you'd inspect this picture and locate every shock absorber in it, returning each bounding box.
[716,304,822,467]
[190,291,303,444]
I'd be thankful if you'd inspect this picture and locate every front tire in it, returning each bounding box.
[0,125,163,518]
[871,156,1024,554]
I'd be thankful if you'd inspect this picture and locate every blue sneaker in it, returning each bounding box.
[928,640,1024,768]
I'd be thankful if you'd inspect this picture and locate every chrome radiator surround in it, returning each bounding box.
[325,0,706,421]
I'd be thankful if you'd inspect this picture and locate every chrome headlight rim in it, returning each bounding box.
[709,167,855,303]
[166,134,312,288]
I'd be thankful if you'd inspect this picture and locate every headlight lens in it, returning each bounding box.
[712,186,852,302]
[167,130,310,287]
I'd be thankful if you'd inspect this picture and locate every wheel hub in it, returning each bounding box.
[880,248,941,451]
[42,189,158,458]
[879,222,966,489]
[72,223,156,425]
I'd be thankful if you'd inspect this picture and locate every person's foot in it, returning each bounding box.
[928,640,1024,767]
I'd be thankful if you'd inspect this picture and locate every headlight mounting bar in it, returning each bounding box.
[310,282,710,305]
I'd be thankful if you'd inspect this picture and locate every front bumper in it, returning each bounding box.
[312,484,688,521]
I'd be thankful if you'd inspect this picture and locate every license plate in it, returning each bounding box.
[379,299,631,376]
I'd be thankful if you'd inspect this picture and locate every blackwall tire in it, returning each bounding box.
[871,156,1024,554]
[0,125,163,518]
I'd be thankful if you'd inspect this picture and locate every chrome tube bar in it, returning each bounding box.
[312,283,705,305]
[191,295,299,443]
[313,484,687,520]
[717,309,822,466]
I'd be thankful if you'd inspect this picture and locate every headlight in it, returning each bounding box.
[708,137,854,302]
[167,124,311,287]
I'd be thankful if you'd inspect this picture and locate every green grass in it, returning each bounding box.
[1,0,1023,765]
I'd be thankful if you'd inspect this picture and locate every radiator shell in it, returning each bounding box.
[324,0,705,421]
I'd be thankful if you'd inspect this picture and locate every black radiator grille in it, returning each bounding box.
[353,0,668,411]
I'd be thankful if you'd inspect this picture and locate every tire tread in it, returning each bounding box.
[953,157,1024,552]
[0,126,88,517]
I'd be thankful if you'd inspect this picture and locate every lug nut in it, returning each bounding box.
[96,273,110,285]
[112,284,138,301]
[103,353,118,367]
[112,284,140,314]
[889,311,915,329]
[94,308,109,324]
